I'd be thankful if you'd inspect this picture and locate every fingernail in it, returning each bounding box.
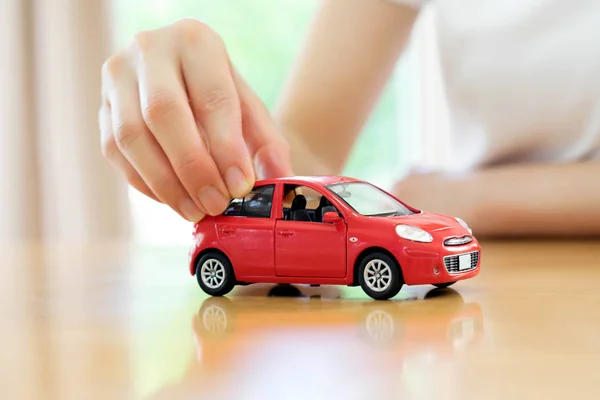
[225,166,252,198]
[198,186,229,215]
[179,198,205,222]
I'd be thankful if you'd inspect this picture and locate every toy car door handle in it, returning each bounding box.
[277,230,294,236]
[220,226,235,234]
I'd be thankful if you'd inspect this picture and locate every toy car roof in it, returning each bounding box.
[254,175,362,187]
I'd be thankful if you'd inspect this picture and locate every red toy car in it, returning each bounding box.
[188,176,481,300]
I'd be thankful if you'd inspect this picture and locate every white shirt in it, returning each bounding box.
[390,0,600,172]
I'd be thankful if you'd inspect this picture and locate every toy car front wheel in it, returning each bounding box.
[195,252,236,296]
[358,252,403,300]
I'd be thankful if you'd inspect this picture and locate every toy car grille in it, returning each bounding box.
[444,251,479,273]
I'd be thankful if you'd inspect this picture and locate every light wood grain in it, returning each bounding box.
[2,239,600,399]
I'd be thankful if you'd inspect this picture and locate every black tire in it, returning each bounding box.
[434,281,456,289]
[195,251,236,296]
[358,252,403,300]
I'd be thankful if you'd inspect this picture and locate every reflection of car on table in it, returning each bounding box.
[143,287,484,400]
[189,176,481,300]
[192,286,484,368]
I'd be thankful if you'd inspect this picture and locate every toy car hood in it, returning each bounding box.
[370,211,465,233]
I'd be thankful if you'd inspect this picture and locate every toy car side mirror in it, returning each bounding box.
[323,211,342,224]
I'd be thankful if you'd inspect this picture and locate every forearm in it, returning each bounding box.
[394,162,600,237]
[274,0,418,175]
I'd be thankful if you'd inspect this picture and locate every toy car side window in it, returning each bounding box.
[242,184,274,218]
[223,198,243,216]
[223,184,275,218]
[282,184,339,222]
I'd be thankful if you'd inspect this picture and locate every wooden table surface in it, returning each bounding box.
[2,239,600,399]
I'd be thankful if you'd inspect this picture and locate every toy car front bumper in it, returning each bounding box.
[397,240,481,285]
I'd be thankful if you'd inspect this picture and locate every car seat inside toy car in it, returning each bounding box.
[314,195,332,222]
[287,194,312,221]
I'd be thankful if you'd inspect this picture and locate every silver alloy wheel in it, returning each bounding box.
[200,258,226,289]
[363,259,392,292]
[202,305,227,333]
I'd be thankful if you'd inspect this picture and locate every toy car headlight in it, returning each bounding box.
[395,224,433,243]
[454,217,472,234]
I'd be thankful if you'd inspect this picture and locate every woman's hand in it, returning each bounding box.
[99,19,293,222]
[392,162,600,237]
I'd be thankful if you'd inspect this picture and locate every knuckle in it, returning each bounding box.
[132,30,156,53]
[150,171,177,196]
[114,121,143,152]
[173,150,204,174]
[101,54,125,81]
[207,136,241,157]
[142,90,179,124]
[198,88,236,114]
[175,18,216,45]
[176,18,208,33]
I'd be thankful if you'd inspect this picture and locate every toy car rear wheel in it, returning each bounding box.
[195,252,236,296]
[358,252,403,300]
[434,281,456,289]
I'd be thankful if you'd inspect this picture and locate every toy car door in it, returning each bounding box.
[274,184,347,278]
[216,184,276,277]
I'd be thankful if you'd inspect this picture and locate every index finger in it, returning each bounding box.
[178,21,255,198]
[134,35,231,216]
